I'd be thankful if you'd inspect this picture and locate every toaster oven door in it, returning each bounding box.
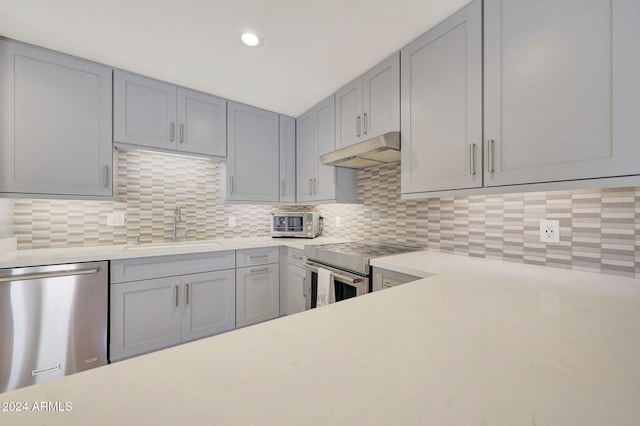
[273,215,304,233]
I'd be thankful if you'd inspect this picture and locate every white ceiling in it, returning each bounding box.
[0,0,472,117]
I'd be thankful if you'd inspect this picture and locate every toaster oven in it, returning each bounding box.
[271,212,321,238]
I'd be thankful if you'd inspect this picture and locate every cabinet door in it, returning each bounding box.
[401,0,482,194]
[227,102,279,202]
[484,0,640,186]
[110,277,181,361]
[236,264,280,327]
[335,78,363,149]
[114,70,177,150]
[314,95,337,201]
[296,109,315,203]
[181,270,235,342]
[176,88,226,157]
[0,40,113,197]
[363,52,400,139]
[286,265,306,316]
[279,115,296,203]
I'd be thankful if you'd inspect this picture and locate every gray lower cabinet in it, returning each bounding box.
[279,115,296,203]
[296,95,357,203]
[372,267,420,292]
[236,247,280,327]
[114,70,226,157]
[110,277,181,360]
[0,39,113,198]
[335,52,400,149]
[280,247,306,316]
[110,251,236,361]
[400,0,482,194]
[226,102,280,202]
[483,0,640,187]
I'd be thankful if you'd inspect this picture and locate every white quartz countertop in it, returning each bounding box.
[1,249,639,425]
[0,236,345,269]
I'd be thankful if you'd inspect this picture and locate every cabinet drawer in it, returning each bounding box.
[236,247,279,268]
[111,251,235,283]
[372,267,420,292]
[287,248,305,268]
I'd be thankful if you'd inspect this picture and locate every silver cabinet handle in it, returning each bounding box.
[170,122,175,142]
[179,123,184,144]
[356,115,361,137]
[230,176,234,194]
[469,143,476,176]
[185,283,190,305]
[0,268,99,283]
[302,277,306,298]
[291,255,303,260]
[383,281,394,288]
[249,254,269,259]
[487,139,495,173]
[363,112,368,135]
[250,267,269,274]
[174,284,179,307]
[309,178,313,196]
[313,178,316,195]
[103,165,109,188]
[281,180,285,197]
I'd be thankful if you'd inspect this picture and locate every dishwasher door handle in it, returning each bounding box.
[0,268,100,283]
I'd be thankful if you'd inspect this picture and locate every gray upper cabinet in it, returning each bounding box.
[0,39,113,198]
[401,0,482,194]
[484,0,640,187]
[335,52,400,149]
[296,95,358,204]
[280,115,296,203]
[177,88,226,157]
[114,71,176,150]
[227,101,280,202]
[114,70,226,158]
[335,79,362,149]
[296,109,316,204]
[279,115,296,203]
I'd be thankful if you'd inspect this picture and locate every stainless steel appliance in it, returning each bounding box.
[0,261,108,393]
[319,131,400,169]
[271,211,322,238]
[303,242,420,309]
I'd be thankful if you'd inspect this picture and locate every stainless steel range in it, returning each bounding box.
[303,241,421,309]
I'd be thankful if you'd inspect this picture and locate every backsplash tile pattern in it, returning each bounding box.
[13,150,276,249]
[10,152,640,278]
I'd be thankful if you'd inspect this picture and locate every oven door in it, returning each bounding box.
[303,260,369,309]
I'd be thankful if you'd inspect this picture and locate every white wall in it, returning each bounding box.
[0,199,13,238]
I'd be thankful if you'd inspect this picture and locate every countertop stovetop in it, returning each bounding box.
[304,241,421,275]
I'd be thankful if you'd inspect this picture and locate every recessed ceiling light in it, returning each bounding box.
[241,32,262,47]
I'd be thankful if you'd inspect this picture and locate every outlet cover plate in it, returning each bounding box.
[539,219,560,243]
[106,212,126,227]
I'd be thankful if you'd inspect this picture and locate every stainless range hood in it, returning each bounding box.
[320,131,400,169]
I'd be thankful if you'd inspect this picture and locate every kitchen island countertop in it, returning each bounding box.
[1,250,639,425]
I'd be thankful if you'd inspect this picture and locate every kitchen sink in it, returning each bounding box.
[125,240,222,250]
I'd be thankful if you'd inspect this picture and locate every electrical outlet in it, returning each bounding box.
[539,219,560,243]
[106,212,126,227]
[228,216,236,228]
[335,216,341,227]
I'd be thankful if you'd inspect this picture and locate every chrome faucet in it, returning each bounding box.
[172,207,182,242]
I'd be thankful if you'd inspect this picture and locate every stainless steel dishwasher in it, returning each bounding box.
[0,261,108,393]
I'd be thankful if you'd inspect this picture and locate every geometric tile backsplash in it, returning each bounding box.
[11,150,640,279]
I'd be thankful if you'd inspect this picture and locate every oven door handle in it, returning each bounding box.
[303,262,362,285]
